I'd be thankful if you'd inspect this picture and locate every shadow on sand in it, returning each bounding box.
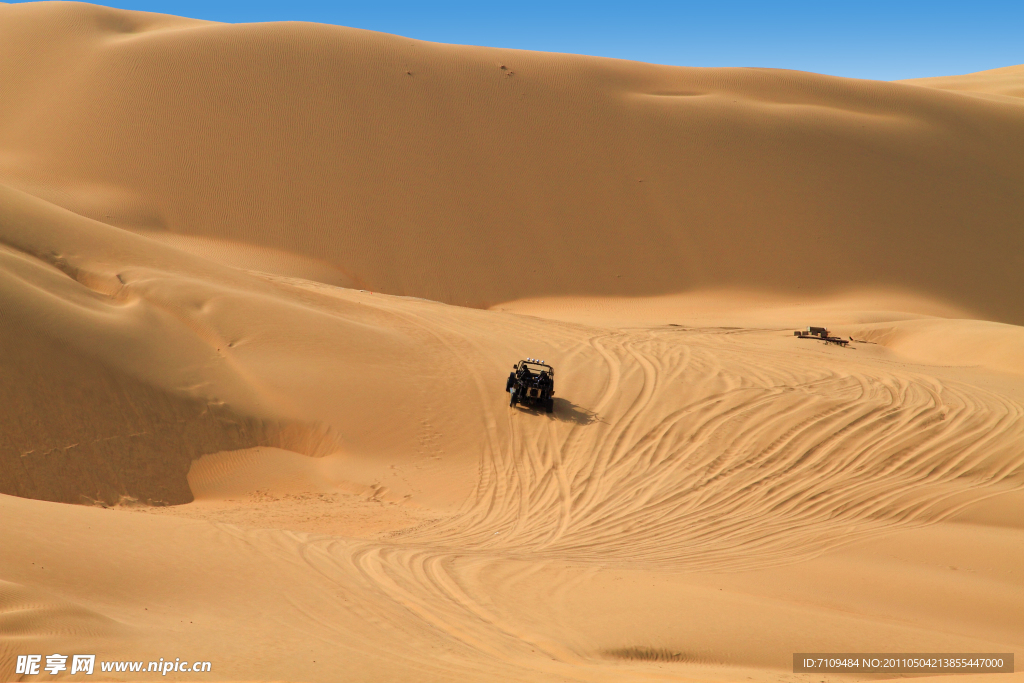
[518,398,600,425]
[553,398,601,425]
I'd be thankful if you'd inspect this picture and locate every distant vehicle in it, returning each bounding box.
[506,359,555,413]
[793,326,850,346]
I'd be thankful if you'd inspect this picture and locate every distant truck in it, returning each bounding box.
[506,359,555,413]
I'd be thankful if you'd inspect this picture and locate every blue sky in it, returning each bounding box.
[19,0,1024,80]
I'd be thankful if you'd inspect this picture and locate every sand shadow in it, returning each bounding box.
[511,398,600,425]
[550,398,601,425]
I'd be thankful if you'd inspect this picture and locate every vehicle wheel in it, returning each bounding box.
[545,398,553,413]
[509,390,517,407]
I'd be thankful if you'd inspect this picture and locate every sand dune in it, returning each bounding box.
[3,283,1024,680]
[901,64,1024,99]
[1,2,1024,321]
[0,2,1023,682]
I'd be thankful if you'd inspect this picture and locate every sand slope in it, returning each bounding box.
[901,64,1024,100]
[1,3,1023,682]
[2,284,1024,681]
[0,2,1023,322]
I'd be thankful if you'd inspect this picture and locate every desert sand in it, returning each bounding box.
[1,2,1023,682]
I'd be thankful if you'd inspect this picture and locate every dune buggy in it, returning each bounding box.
[506,359,555,413]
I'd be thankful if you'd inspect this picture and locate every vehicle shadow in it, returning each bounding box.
[510,398,601,426]
[550,398,601,425]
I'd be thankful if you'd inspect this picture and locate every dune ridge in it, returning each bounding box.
[901,64,1024,99]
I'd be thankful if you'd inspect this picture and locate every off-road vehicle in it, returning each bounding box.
[506,359,554,413]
